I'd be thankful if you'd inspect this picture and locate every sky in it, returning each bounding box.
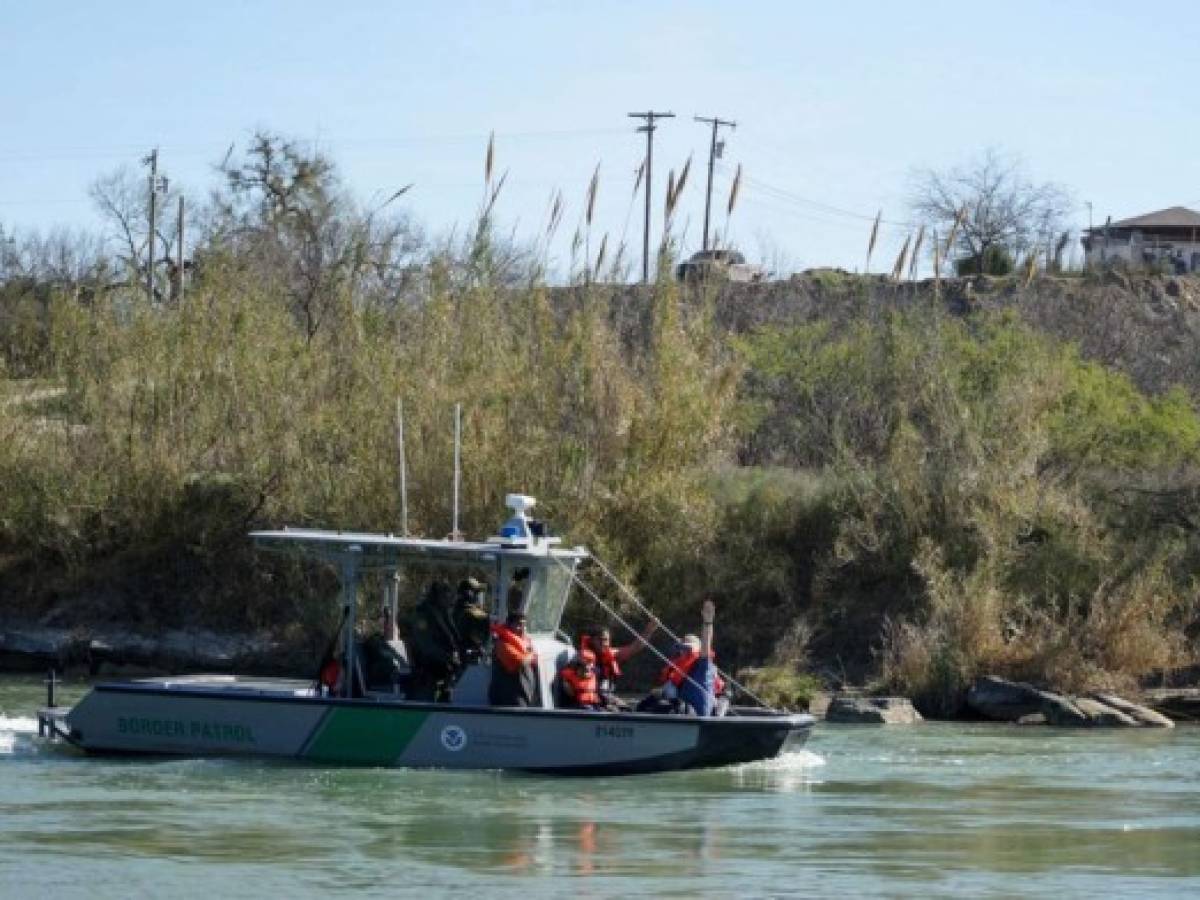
[2,0,1198,277]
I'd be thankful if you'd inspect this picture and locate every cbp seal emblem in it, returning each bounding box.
[440,724,467,752]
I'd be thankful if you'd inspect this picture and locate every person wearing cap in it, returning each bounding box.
[488,609,539,707]
[646,601,725,716]
[453,577,490,664]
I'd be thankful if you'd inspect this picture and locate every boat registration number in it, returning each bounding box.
[595,725,634,739]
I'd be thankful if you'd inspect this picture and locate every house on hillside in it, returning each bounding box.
[1081,206,1200,273]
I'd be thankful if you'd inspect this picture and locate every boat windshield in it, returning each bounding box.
[523,564,574,634]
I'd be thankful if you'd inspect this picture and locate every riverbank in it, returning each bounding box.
[3,271,1199,708]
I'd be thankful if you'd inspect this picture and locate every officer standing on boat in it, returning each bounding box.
[403,580,463,701]
[454,577,490,664]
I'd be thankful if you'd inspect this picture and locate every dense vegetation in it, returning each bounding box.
[2,137,1198,712]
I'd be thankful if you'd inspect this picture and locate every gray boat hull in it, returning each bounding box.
[59,678,813,774]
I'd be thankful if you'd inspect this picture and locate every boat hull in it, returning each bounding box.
[62,680,813,774]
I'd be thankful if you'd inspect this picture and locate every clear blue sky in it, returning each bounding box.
[2,1,1197,275]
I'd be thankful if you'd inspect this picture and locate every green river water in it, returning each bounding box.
[2,674,1198,898]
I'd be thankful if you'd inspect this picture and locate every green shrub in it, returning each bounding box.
[735,665,821,711]
[955,245,1014,276]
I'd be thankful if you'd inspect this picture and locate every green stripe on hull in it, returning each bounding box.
[304,706,429,764]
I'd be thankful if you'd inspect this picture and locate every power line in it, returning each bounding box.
[737,189,896,233]
[0,198,91,207]
[0,127,632,166]
[718,162,913,229]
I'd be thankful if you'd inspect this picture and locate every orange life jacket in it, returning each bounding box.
[319,658,341,691]
[581,635,621,682]
[560,650,600,707]
[491,622,535,674]
[658,649,726,695]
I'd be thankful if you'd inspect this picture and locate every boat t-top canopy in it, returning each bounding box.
[249,528,588,571]
[250,495,588,638]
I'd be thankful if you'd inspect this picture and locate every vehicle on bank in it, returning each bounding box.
[675,249,766,283]
[38,495,813,774]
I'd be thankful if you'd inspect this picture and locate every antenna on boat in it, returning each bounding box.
[451,402,462,541]
[396,398,409,537]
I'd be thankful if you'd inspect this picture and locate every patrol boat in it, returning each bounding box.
[39,495,813,774]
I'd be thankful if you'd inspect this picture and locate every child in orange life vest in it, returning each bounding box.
[580,621,657,710]
[559,648,602,710]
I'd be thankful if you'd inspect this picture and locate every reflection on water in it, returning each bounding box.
[2,675,1199,897]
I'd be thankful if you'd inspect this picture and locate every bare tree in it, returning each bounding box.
[909,148,1073,275]
[208,132,424,337]
[89,165,182,297]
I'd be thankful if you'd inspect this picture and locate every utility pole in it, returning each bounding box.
[628,110,674,282]
[695,115,736,251]
[176,196,185,303]
[143,148,158,303]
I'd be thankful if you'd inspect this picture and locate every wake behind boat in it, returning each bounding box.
[39,495,813,774]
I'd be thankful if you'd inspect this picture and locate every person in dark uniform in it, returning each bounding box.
[506,567,531,613]
[454,577,491,664]
[402,580,462,701]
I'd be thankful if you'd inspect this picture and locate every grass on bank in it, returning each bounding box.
[2,261,1199,710]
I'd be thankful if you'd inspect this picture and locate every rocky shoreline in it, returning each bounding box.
[815,676,1197,726]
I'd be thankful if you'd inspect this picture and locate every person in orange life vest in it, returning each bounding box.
[655,635,723,693]
[559,648,602,709]
[318,654,342,696]
[581,621,656,709]
[488,609,539,707]
[655,601,725,716]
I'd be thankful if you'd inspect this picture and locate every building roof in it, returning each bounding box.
[1108,206,1200,230]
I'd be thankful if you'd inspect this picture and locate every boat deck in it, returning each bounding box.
[128,675,318,697]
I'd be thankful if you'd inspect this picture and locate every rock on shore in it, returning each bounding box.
[966,676,1174,728]
[825,696,923,724]
[1140,688,1200,723]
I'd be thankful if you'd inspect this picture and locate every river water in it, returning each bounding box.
[2,675,1197,897]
